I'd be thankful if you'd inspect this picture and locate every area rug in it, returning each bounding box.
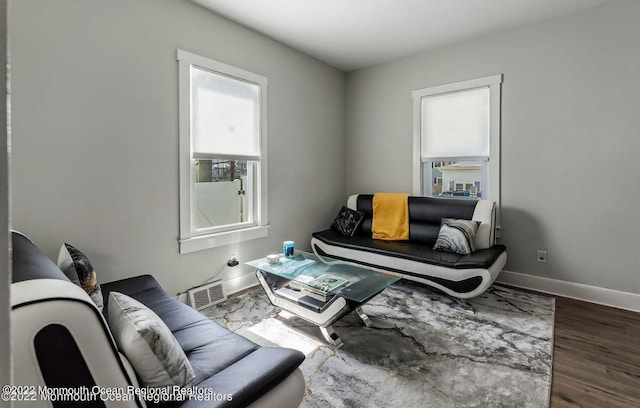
[201,281,555,408]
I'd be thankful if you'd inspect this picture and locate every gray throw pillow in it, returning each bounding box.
[108,292,195,388]
[433,218,480,255]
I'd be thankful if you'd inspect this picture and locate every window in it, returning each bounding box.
[178,50,269,254]
[412,75,502,204]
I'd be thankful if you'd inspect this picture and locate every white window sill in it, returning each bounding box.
[179,225,269,254]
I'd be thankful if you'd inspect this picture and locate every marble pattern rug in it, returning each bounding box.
[201,281,555,408]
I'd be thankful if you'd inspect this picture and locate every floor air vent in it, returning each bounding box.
[188,281,227,310]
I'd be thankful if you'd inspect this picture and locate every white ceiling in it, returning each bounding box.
[191,0,615,72]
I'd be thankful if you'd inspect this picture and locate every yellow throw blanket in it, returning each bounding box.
[372,192,409,240]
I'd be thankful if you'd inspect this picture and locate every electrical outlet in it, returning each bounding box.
[537,249,547,263]
[227,254,239,267]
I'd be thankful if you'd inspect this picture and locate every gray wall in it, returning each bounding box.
[10,0,345,295]
[10,0,640,298]
[1,0,11,399]
[346,0,640,294]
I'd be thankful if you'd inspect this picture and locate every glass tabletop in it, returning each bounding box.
[246,250,400,303]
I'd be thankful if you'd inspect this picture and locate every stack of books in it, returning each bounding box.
[301,274,349,302]
[288,274,316,291]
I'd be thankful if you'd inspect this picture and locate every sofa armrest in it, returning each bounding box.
[472,200,497,249]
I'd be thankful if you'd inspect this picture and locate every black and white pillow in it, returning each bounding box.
[331,205,365,236]
[57,243,104,311]
[433,218,480,255]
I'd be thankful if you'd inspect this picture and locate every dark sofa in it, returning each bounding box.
[10,231,305,408]
[311,194,507,299]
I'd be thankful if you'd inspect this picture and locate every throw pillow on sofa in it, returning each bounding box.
[57,243,104,311]
[108,292,195,388]
[433,218,480,255]
[331,205,365,236]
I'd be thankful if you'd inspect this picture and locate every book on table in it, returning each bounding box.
[301,274,349,302]
[288,274,316,291]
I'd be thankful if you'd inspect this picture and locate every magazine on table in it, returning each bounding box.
[301,274,349,301]
[288,274,316,291]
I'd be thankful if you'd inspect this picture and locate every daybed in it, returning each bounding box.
[11,231,305,408]
[311,194,507,299]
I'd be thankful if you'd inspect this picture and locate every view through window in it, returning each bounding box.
[425,160,486,199]
[194,159,249,229]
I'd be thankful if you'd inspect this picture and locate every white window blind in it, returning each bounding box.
[192,66,260,161]
[178,49,269,254]
[420,87,489,160]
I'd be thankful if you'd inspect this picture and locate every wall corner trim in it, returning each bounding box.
[497,270,640,313]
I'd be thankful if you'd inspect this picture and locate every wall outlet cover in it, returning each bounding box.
[537,249,547,263]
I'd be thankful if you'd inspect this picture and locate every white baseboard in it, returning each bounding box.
[497,270,640,313]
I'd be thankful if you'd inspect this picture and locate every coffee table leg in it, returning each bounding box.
[355,306,372,327]
[320,326,343,348]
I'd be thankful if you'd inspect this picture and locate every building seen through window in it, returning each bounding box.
[431,160,483,199]
[196,159,248,183]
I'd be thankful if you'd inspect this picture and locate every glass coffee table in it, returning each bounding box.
[247,251,400,347]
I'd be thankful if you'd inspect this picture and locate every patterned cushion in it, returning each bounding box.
[108,292,195,388]
[331,205,366,236]
[57,243,104,311]
[433,218,481,255]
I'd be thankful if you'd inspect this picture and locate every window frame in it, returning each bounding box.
[412,74,502,206]
[177,49,269,254]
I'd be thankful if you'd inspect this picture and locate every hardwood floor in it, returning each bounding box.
[550,297,640,407]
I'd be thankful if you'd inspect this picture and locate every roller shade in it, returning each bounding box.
[191,66,260,161]
[420,87,489,160]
